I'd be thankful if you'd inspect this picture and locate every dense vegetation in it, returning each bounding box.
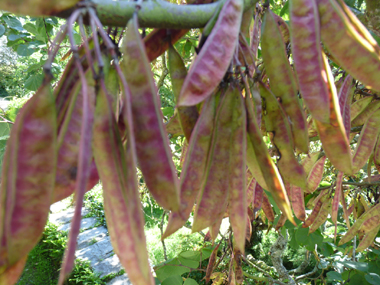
[1,0,380,284]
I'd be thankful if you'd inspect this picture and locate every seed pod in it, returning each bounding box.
[53,73,99,203]
[163,95,216,239]
[262,194,275,222]
[306,156,327,193]
[291,185,306,221]
[352,109,380,173]
[261,9,308,153]
[121,13,180,212]
[309,199,331,233]
[246,177,256,205]
[233,249,244,284]
[228,90,247,252]
[228,255,236,285]
[339,203,380,245]
[205,244,220,284]
[314,53,352,175]
[178,0,244,106]
[0,82,56,280]
[168,44,199,141]
[332,171,343,238]
[248,78,262,128]
[165,114,183,137]
[338,75,354,139]
[317,0,380,92]
[350,96,373,122]
[249,9,262,75]
[358,215,380,235]
[253,182,264,214]
[241,6,254,37]
[192,86,239,233]
[246,132,268,189]
[351,100,380,128]
[374,135,380,168]
[93,86,154,285]
[245,85,294,223]
[275,214,287,231]
[259,83,307,188]
[356,224,380,252]
[301,152,321,176]
[238,34,254,67]
[210,218,223,241]
[303,192,328,228]
[272,13,290,45]
[290,0,330,123]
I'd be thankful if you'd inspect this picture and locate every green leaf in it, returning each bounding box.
[162,275,183,285]
[279,1,289,17]
[263,190,281,214]
[161,107,174,118]
[155,258,190,282]
[183,278,198,285]
[154,277,162,285]
[0,24,5,36]
[23,23,39,36]
[365,273,380,285]
[17,44,36,57]
[308,230,323,248]
[340,261,369,272]
[4,17,23,31]
[289,229,299,250]
[327,271,343,281]
[349,273,368,285]
[27,63,44,73]
[24,74,44,91]
[201,247,214,260]
[7,33,22,41]
[295,227,309,246]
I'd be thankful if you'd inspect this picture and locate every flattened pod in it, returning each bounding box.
[259,83,307,188]
[93,90,154,285]
[290,185,305,221]
[245,85,294,223]
[228,91,247,252]
[351,100,380,128]
[338,75,354,139]
[168,44,199,141]
[374,135,380,167]
[303,193,327,228]
[246,177,256,205]
[250,9,261,75]
[165,114,183,137]
[205,244,220,284]
[262,194,275,222]
[253,183,264,214]
[314,53,352,174]
[121,14,180,212]
[332,171,343,238]
[309,200,331,233]
[350,96,373,122]
[192,87,236,233]
[306,156,326,193]
[356,224,380,252]
[317,0,380,92]
[178,0,244,106]
[163,95,216,239]
[53,76,99,203]
[352,109,380,173]
[0,83,56,276]
[261,10,309,153]
[301,152,320,175]
[290,0,330,123]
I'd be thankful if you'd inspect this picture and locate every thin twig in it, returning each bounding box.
[160,210,168,261]
[0,116,14,124]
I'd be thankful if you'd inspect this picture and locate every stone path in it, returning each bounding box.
[49,201,132,284]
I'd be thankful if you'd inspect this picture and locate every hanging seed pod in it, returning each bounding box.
[259,83,307,188]
[356,224,380,252]
[309,199,331,233]
[306,156,326,193]
[290,185,305,221]
[205,244,220,284]
[245,85,294,223]
[290,0,330,123]
[352,109,380,173]
[121,13,180,212]
[317,0,380,92]
[351,100,380,128]
[178,0,244,106]
[168,44,199,141]
[301,152,321,176]
[253,182,264,214]
[332,171,343,239]
[262,194,275,222]
[0,82,56,280]
[93,88,154,285]
[163,94,216,239]
[314,53,352,174]
[350,96,373,122]
[192,86,239,233]
[261,9,308,153]
[303,191,328,228]
[338,75,354,139]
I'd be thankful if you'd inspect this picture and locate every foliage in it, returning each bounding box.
[1,0,380,284]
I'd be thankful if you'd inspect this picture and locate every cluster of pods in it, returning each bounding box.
[1,0,380,284]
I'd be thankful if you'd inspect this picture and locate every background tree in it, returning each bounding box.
[1,0,380,285]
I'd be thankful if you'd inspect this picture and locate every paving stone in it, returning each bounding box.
[49,207,89,225]
[93,254,122,277]
[76,236,114,266]
[58,217,98,232]
[77,226,108,249]
[107,275,131,285]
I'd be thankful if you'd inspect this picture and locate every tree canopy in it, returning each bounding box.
[1,0,380,284]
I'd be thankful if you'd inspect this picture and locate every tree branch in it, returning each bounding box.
[58,0,259,29]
